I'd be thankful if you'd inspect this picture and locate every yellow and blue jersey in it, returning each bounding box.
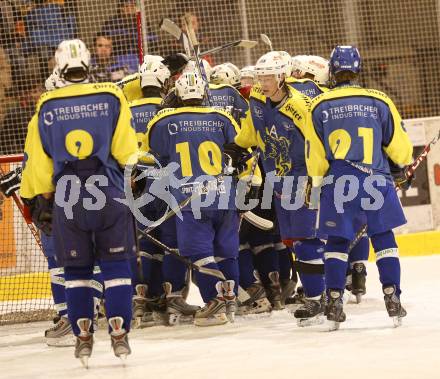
[146,106,242,210]
[286,77,328,99]
[20,82,138,198]
[306,85,413,183]
[129,97,161,160]
[235,84,311,178]
[206,83,249,121]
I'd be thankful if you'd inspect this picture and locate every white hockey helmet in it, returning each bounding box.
[303,55,329,85]
[183,58,213,81]
[240,65,255,79]
[45,67,66,91]
[55,39,90,82]
[175,71,206,101]
[254,51,286,85]
[210,62,240,87]
[278,51,293,77]
[291,55,309,78]
[139,55,171,89]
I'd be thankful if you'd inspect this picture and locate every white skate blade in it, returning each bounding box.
[46,334,76,347]
[79,356,89,369]
[118,354,128,366]
[327,320,340,331]
[194,313,228,327]
[227,312,235,323]
[355,294,363,304]
[393,316,402,328]
[296,314,325,328]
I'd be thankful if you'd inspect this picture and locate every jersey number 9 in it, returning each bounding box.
[65,130,94,159]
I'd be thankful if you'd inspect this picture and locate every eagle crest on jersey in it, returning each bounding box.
[264,126,291,176]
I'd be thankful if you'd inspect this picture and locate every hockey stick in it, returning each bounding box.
[0,161,43,250]
[135,0,144,64]
[199,39,258,57]
[349,129,440,252]
[136,228,226,280]
[159,18,191,57]
[260,34,273,51]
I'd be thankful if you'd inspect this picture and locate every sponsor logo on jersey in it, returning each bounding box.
[253,106,264,120]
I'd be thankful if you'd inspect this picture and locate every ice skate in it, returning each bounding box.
[222,280,237,322]
[74,318,93,368]
[326,290,346,331]
[265,271,284,310]
[194,283,228,326]
[293,296,325,327]
[109,317,131,362]
[351,263,367,303]
[132,284,148,328]
[164,282,200,325]
[45,315,76,347]
[383,286,407,327]
[237,282,272,315]
[285,285,305,305]
[280,278,297,305]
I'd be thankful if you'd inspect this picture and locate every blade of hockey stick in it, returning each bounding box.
[242,211,273,230]
[160,18,182,40]
[200,39,258,56]
[137,229,226,280]
[260,33,273,51]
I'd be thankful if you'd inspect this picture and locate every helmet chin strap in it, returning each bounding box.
[268,75,285,99]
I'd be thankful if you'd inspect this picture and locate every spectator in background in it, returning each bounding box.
[90,34,131,82]
[0,73,44,155]
[0,46,12,127]
[101,0,158,72]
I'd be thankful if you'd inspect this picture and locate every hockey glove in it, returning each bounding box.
[23,195,53,236]
[223,142,250,173]
[389,159,414,191]
[162,53,190,76]
[0,167,22,197]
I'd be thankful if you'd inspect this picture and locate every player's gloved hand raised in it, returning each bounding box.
[223,142,250,173]
[22,195,53,236]
[0,167,22,197]
[162,53,189,76]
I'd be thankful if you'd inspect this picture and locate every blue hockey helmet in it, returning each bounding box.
[329,45,361,75]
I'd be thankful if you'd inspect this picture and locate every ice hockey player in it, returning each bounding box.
[20,39,138,365]
[146,72,256,326]
[288,55,329,98]
[239,65,256,99]
[130,55,200,326]
[306,45,413,329]
[289,54,370,301]
[224,51,326,326]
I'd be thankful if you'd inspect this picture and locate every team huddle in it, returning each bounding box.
[0,36,413,367]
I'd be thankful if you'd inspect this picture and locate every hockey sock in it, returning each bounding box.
[238,247,257,289]
[91,264,104,315]
[162,254,187,293]
[129,255,141,287]
[217,257,239,294]
[294,239,325,298]
[324,236,351,291]
[100,259,133,332]
[253,245,279,286]
[370,230,401,295]
[349,235,369,267]
[191,254,222,303]
[47,256,67,317]
[64,265,94,335]
[277,244,292,281]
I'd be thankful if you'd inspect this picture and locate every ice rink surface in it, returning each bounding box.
[1,255,439,379]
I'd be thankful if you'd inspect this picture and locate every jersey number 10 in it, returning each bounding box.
[176,141,222,177]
